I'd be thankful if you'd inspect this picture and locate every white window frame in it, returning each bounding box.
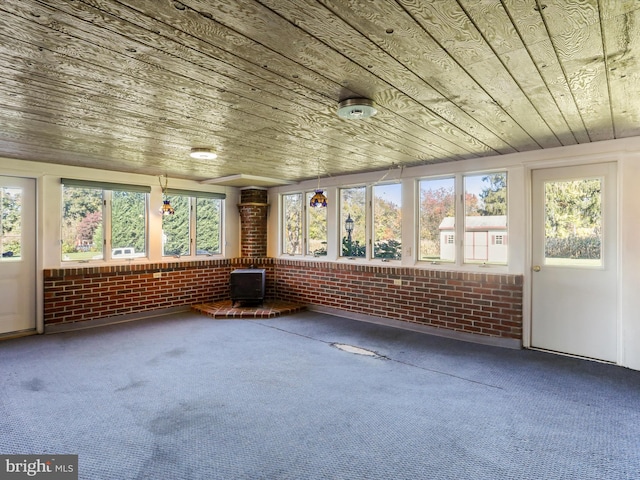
[162,190,225,258]
[417,170,509,267]
[61,179,150,263]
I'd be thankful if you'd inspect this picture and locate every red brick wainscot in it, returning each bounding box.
[43,257,523,342]
[43,258,276,330]
[273,259,523,341]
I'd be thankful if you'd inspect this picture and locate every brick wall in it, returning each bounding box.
[43,258,273,327]
[238,189,268,257]
[43,258,523,341]
[273,260,523,340]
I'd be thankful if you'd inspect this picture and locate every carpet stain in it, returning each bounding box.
[165,347,186,357]
[133,445,181,480]
[146,347,187,365]
[148,402,212,436]
[115,380,147,392]
[22,378,45,392]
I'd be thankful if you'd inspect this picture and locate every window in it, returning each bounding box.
[162,195,190,256]
[282,193,302,255]
[196,197,223,255]
[279,170,508,267]
[162,189,224,257]
[418,177,455,262]
[112,190,147,257]
[1,186,22,259]
[340,186,366,258]
[464,173,507,264]
[418,172,508,266]
[62,179,149,262]
[281,192,328,257]
[373,183,402,259]
[543,178,601,267]
[306,191,327,256]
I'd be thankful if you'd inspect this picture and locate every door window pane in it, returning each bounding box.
[306,192,327,256]
[162,195,190,256]
[464,173,507,264]
[418,177,455,262]
[196,198,222,255]
[112,191,146,258]
[340,186,366,258]
[373,183,401,259]
[544,178,602,266]
[62,187,103,261]
[1,187,22,260]
[282,193,302,255]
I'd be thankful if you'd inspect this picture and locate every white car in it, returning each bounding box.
[112,247,139,258]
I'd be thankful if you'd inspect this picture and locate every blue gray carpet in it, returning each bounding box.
[1,311,639,479]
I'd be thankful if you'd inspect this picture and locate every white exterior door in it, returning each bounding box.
[531,163,617,362]
[0,176,36,335]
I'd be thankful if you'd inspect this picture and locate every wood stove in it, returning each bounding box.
[230,267,266,307]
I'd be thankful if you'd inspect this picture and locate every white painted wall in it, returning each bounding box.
[619,152,640,370]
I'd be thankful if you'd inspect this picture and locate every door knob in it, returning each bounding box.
[533,265,541,272]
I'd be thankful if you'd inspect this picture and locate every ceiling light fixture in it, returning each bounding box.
[159,174,175,216]
[337,98,377,119]
[309,189,328,208]
[190,148,217,160]
[309,166,327,208]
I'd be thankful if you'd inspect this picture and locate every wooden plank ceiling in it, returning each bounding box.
[0,0,638,185]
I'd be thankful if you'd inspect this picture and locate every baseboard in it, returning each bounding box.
[43,303,522,350]
[44,306,191,334]
[0,328,38,341]
[308,305,522,350]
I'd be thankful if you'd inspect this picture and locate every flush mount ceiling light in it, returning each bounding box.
[337,98,377,119]
[190,148,217,160]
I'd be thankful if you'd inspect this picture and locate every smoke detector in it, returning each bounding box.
[337,98,377,119]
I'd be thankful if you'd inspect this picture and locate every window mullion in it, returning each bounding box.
[103,191,112,260]
[303,201,307,256]
[455,175,464,266]
[190,199,195,257]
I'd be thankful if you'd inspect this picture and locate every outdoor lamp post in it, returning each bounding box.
[345,213,354,256]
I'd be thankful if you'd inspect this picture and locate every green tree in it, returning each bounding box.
[92,223,103,254]
[112,191,146,252]
[1,187,22,257]
[341,187,366,257]
[545,179,601,238]
[478,173,507,216]
[283,193,302,254]
[373,189,401,259]
[196,198,222,253]
[1,188,21,233]
[62,187,102,253]
[162,195,190,255]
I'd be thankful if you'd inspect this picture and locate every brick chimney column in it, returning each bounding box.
[237,188,268,257]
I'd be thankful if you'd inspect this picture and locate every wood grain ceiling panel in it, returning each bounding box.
[602,7,640,138]
[0,0,638,184]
